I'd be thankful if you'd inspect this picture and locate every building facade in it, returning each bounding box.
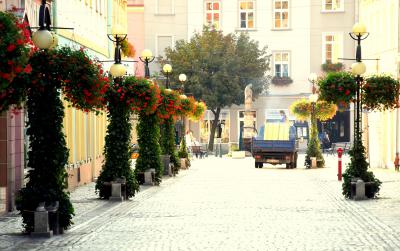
[142,0,355,150]
[1,0,129,213]
[358,0,399,169]
[0,0,43,215]
[127,0,145,76]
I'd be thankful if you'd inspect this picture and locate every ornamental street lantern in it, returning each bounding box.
[107,25,127,78]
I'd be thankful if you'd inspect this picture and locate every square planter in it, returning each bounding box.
[180,158,188,169]
[232,151,245,159]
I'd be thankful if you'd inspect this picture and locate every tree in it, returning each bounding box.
[164,27,270,151]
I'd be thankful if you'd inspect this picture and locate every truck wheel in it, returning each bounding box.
[258,163,263,168]
[286,163,291,169]
[255,162,259,168]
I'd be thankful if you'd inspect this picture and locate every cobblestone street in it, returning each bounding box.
[2,154,400,250]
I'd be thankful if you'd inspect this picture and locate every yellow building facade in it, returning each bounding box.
[54,0,128,189]
[359,0,399,169]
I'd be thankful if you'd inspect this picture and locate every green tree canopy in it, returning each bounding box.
[164,27,270,150]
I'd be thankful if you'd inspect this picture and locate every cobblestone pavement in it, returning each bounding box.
[2,154,400,250]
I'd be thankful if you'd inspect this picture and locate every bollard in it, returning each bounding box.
[337,147,343,181]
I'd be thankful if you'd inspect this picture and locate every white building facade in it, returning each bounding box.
[144,0,355,149]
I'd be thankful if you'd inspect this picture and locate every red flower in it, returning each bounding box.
[24,64,32,74]
[338,87,343,91]
[345,90,350,96]
[15,66,22,73]
[7,44,16,52]
[16,39,23,45]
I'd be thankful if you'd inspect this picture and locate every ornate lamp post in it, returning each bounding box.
[107,25,127,78]
[163,64,172,88]
[139,49,155,78]
[349,22,368,146]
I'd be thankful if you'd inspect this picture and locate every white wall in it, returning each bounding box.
[187,0,311,95]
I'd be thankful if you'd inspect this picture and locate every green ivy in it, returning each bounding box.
[305,113,324,168]
[135,112,163,183]
[161,117,181,174]
[342,134,381,198]
[16,84,73,233]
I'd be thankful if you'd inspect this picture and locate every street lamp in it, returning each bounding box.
[163,64,172,88]
[179,73,187,93]
[349,22,369,145]
[107,25,127,78]
[139,49,155,79]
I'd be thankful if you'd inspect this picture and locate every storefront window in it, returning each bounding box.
[200,110,230,144]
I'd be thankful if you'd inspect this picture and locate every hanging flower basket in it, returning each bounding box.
[315,101,338,121]
[177,95,196,116]
[362,75,400,111]
[190,101,206,121]
[0,11,33,112]
[290,99,337,121]
[116,77,160,115]
[290,99,311,121]
[157,89,181,120]
[318,71,356,106]
[58,48,110,112]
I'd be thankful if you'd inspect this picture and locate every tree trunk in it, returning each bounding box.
[208,107,221,151]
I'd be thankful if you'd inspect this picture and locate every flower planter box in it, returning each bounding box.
[232,151,245,159]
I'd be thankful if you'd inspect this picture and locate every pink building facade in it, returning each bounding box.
[127,0,145,77]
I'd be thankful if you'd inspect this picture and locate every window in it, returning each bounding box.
[200,110,230,144]
[322,0,344,12]
[273,52,290,77]
[239,1,255,29]
[322,33,343,63]
[156,35,173,57]
[273,0,289,29]
[205,1,220,29]
[157,0,174,14]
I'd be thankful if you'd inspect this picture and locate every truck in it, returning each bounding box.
[251,122,298,169]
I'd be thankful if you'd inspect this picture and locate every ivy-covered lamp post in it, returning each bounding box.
[163,63,172,88]
[96,26,139,199]
[349,22,368,146]
[178,74,189,167]
[139,49,155,78]
[179,73,187,139]
[13,0,108,233]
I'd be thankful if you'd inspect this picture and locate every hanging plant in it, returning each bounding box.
[177,95,195,116]
[290,99,311,121]
[157,88,181,120]
[57,48,110,112]
[362,75,400,111]
[290,99,337,122]
[318,71,356,106]
[190,101,206,121]
[315,101,338,121]
[119,77,160,114]
[121,39,136,58]
[0,11,33,112]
